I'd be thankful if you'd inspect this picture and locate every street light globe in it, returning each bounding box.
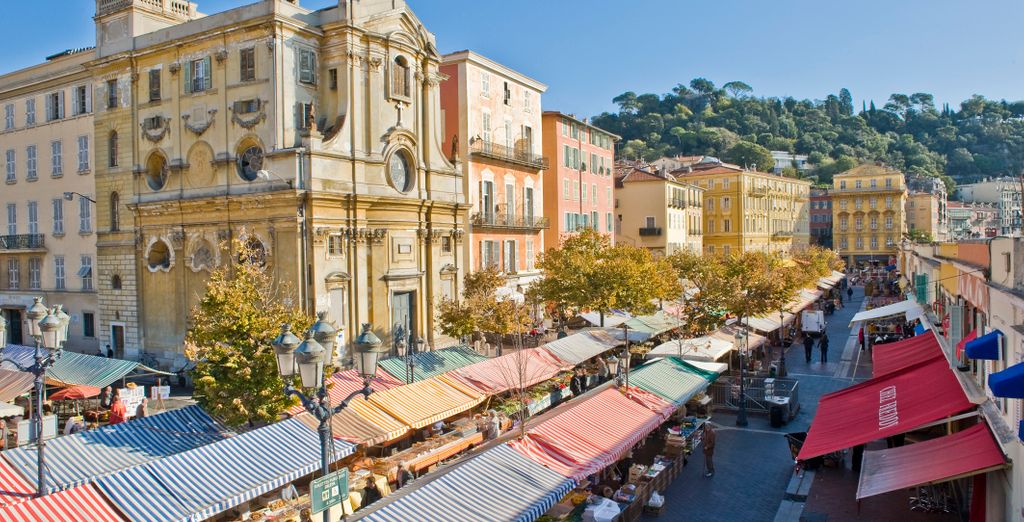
[353,323,385,380]
[605,354,619,375]
[38,309,62,351]
[309,312,337,362]
[271,324,301,379]
[26,297,48,338]
[54,305,71,347]
[294,332,326,389]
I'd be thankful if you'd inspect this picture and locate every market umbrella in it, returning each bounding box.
[50,385,101,401]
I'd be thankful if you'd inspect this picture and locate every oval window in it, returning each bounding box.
[146,153,168,191]
[237,145,264,182]
[388,150,413,192]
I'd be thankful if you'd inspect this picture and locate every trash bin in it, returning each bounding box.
[770,404,785,428]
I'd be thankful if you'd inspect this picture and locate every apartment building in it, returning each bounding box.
[0,48,98,352]
[906,175,948,241]
[440,51,547,289]
[956,177,1022,237]
[948,201,1000,240]
[809,187,832,248]
[614,167,703,255]
[89,0,463,366]
[540,112,618,250]
[831,163,907,265]
[673,158,811,256]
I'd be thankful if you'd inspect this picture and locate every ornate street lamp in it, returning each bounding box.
[0,314,6,347]
[274,323,385,522]
[735,328,749,427]
[309,312,337,365]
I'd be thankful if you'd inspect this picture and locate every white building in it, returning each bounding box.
[770,151,810,175]
[957,178,1023,236]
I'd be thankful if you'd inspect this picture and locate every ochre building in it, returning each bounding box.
[831,163,907,265]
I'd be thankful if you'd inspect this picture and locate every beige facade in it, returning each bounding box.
[439,51,547,289]
[906,192,942,240]
[831,163,907,264]
[0,49,99,353]
[614,167,703,255]
[89,0,463,367]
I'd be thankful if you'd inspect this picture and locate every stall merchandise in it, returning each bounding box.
[376,429,484,476]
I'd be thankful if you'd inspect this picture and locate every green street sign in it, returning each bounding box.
[311,469,349,515]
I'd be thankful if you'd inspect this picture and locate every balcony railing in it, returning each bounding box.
[771,231,793,240]
[471,212,549,230]
[668,198,687,209]
[0,234,45,251]
[469,140,548,169]
[747,187,769,197]
[639,227,662,236]
[834,185,905,194]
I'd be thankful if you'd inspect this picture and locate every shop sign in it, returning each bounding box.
[957,270,989,314]
[311,469,348,514]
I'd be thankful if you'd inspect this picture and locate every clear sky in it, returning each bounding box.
[5,0,1022,118]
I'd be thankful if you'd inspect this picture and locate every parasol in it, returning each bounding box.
[49,385,101,401]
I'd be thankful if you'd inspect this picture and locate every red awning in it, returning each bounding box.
[440,348,568,395]
[956,329,977,360]
[857,423,1006,499]
[0,484,126,521]
[871,333,944,377]
[798,358,973,461]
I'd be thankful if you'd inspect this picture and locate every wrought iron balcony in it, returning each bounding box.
[469,140,548,169]
[771,231,793,240]
[471,212,549,231]
[747,186,769,197]
[639,227,663,236]
[0,234,45,251]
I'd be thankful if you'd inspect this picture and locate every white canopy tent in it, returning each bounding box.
[647,336,735,362]
[578,311,631,327]
[849,299,925,326]
[684,360,729,374]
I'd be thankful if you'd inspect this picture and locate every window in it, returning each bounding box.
[482,112,491,143]
[4,149,13,183]
[54,256,65,290]
[298,49,316,85]
[562,145,570,168]
[723,245,731,257]
[592,184,598,205]
[573,180,579,201]
[441,236,452,254]
[524,91,531,112]
[108,131,118,167]
[870,178,877,188]
[724,219,731,232]
[869,197,877,209]
[885,197,893,209]
[145,152,168,191]
[855,216,863,230]
[26,145,36,180]
[47,91,64,121]
[723,178,730,189]
[7,260,19,289]
[645,216,656,228]
[722,196,731,209]
[52,198,63,235]
[839,216,848,230]
[51,140,62,176]
[840,180,846,189]
[79,255,93,290]
[526,239,534,270]
[106,79,118,108]
[25,99,34,125]
[6,204,15,235]
[185,57,212,93]
[504,121,512,149]
[885,215,893,229]
[570,123,578,139]
[707,198,714,211]
[79,196,91,233]
[606,187,612,205]
[109,192,119,232]
[28,258,40,290]
[870,216,878,229]
[480,240,499,269]
[3,104,12,130]
[391,56,409,98]
[149,69,161,101]
[839,199,847,210]
[27,201,37,235]
[327,234,343,256]
[481,72,490,97]
[236,144,264,181]
[606,212,613,232]
[581,182,587,203]
[855,236,864,249]
[77,135,89,172]
[840,237,848,249]
[502,82,511,106]
[328,68,337,90]
[73,85,89,115]
[885,177,892,188]
[563,179,570,200]
[503,240,517,272]
[240,48,255,82]
[561,118,568,136]
[708,219,716,233]
[870,236,878,249]
[83,312,96,338]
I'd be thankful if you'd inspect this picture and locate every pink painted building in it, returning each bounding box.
[540,112,619,251]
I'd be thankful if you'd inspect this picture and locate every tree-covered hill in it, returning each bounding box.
[591,78,1024,189]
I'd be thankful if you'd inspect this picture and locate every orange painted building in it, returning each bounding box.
[540,112,618,251]
[440,51,548,290]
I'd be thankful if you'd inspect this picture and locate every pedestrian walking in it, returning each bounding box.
[703,423,716,477]
[858,326,866,351]
[803,335,814,363]
[846,287,853,301]
[819,333,830,363]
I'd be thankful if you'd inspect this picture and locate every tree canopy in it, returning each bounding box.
[593,79,1024,189]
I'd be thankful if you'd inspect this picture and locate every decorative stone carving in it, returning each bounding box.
[168,62,181,75]
[368,56,383,71]
[140,117,171,143]
[451,228,466,244]
[182,109,218,135]
[230,101,267,129]
[342,227,388,244]
[217,229,230,242]
[416,227,441,244]
[425,72,448,87]
[168,228,186,249]
[186,234,220,273]
[214,49,228,63]
[144,236,175,273]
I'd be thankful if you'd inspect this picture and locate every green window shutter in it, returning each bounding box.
[203,57,212,91]
[184,61,193,94]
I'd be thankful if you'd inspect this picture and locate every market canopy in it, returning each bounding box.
[0,460,34,507]
[97,418,355,522]
[296,397,410,446]
[817,270,846,290]
[508,388,671,480]
[440,348,567,395]
[742,315,781,334]
[856,423,1006,500]
[622,312,681,338]
[0,346,171,389]
[849,299,925,327]
[360,444,575,522]
[287,369,402,416]
[0,370,33,403]
[3,405,230,490]
[988,361,1024,399]
[368,377,484,429]
[629,357,719,405]
[965,330,1003,360]
[798,358,974,461]
[647,335,733,362]
[579,311,630,328]
[541,330,620,366]
[871,333,944,378]
[377,346,489,383]
[0,484,126,522]
[713,325,766,351]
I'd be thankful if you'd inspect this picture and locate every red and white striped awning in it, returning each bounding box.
[0,484,126,521]
[0,460,34,508]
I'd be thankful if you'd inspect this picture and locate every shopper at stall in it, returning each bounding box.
[397,465,414,489]
[135,397,149,419]
[108,390,127,425]
[803,335,814,363]
[487,411,501,440]
[360,478,382,509]
[99,386,113,410]
[858,326,866,351]
[703,423,716,477]
[819,333,830,363]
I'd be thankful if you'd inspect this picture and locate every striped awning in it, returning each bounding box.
[440,348,567,395]
[361,444,575,522]
[377,346,489,383]
[541,330,620,366]
[0,484,126,522]
[287,369,403,416]
[0,346,171,389]
[98,418,356,522]
[508,388,670,480]
[369,377,484,430]
[0,460,34,507]
[3,406,229,490]
[296,396,409,446]
[629,357,719,405]
[0,370,33,403]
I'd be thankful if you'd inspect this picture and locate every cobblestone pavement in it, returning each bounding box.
[651,286,865,521]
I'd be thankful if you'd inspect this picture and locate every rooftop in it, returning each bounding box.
[834,163,904,178]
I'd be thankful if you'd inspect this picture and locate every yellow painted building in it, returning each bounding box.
[831,163,907,265]
[614,167,704,255]
[673,160,810,256]
[89,0,464,366]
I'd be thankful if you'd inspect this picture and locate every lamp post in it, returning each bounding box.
[778,308,788,378]
[735,327,748,427]
[405,336,424,384]
[619,324,631,394]
[0,297,68,497]
[274,323,387,522]
[309,312,337,366]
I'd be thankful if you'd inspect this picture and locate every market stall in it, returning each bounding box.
[440,348,568,395]
[541,330,620,366]
[367,377,484,430]
[0,460,34,508]
[870,333,943,377]
[646,336,733,363]
[0,483,126,522]
[377,346,489,383]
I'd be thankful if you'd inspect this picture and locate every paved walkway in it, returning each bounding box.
[651,286,866,521]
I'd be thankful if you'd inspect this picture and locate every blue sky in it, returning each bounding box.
[5,0,1022,118]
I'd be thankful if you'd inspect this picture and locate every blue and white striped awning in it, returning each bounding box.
[3,406,229,490]
[98,418,356,522]
[0,345,171,388]
[361,444,575,522]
